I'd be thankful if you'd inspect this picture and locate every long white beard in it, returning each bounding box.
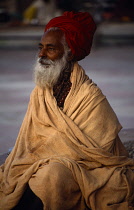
[34,54,68,88]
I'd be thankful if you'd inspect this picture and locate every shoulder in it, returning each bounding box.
[71,62,104,100]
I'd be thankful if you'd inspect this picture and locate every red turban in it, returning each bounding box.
[45,11,96,61]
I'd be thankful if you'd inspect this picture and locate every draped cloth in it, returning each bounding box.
[0,63,134,210]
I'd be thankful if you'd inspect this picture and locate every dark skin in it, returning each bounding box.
[38,30,74,65]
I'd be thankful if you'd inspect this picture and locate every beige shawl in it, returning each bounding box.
[0,62,134,210]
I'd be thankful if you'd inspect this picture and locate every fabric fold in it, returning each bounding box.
[0,62,134,210]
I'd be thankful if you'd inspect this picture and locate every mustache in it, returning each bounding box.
[38,57,54,66]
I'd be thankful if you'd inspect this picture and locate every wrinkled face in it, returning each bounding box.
[38,30,65,64]
[34,29,70,88]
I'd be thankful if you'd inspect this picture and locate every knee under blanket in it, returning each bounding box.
[0,62,134,209]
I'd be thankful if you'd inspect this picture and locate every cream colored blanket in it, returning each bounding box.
[0,62,134,210]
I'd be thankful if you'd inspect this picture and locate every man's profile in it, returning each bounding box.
[0,11,134,210]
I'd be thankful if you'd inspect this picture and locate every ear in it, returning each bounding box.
[67,51,74,61]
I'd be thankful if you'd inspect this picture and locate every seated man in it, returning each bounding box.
[0,11,134,210]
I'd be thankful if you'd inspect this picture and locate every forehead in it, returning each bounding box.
[40,30,64,46]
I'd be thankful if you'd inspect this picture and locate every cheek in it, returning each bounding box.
[48,52,64,61]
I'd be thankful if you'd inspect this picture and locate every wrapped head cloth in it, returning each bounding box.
[45,11,96,61]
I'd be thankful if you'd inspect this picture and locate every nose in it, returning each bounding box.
[38,48,47,58]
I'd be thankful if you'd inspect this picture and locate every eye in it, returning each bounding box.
[38,46,42,50]
[48,47,55,52]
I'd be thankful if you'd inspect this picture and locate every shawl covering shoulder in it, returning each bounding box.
[0,63,134,210]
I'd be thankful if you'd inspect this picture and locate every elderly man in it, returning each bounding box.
[0,11,134,210]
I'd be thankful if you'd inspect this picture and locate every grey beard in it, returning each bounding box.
[34,54,68,88]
